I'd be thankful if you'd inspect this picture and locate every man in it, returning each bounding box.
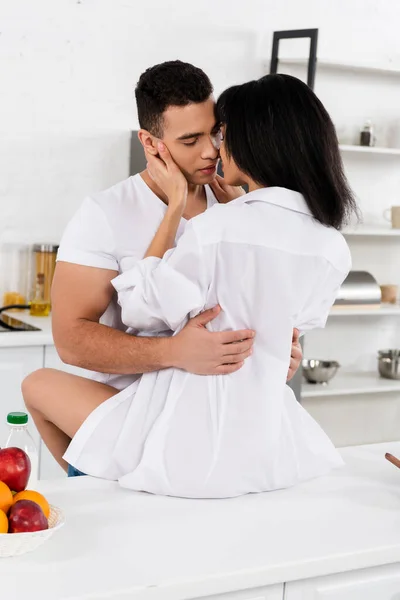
[23,61,301,474]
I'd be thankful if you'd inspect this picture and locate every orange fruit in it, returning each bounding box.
[0,509,8,533]
[13,490,50,519]
[0,481,13,514]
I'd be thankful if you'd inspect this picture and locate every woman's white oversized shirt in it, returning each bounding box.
[64,186,351,498]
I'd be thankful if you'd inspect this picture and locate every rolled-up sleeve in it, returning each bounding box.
[111,223,209,333]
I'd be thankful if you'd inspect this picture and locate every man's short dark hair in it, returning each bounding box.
[216,74,357,230]
[135,60,213,137]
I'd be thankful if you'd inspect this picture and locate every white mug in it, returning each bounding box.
[384,206,400,229]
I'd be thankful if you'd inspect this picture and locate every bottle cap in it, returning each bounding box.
[7,412,28,425]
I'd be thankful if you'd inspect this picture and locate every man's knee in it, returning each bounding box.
[22,368,57,411]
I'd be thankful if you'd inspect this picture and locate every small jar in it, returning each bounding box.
[360,120,375,147]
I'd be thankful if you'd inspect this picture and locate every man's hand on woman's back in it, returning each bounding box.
[170,305,255,375]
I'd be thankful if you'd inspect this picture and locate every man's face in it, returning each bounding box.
[159,96,222,185]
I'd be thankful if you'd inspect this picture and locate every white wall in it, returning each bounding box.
[1,0,400,243]
[2,0,400,445]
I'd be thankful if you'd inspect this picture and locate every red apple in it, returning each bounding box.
[8,499,48,533]
[0,447,31,492]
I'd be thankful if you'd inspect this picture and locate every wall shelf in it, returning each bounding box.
[272,58,400,78]
[329,304,400,317]
[342,226,400,237]
[302,372,400,399]
[272,54,400,407]
[339,144,400,156]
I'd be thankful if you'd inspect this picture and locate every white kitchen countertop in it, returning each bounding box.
[1,441,400,600]
[0,311,53,347]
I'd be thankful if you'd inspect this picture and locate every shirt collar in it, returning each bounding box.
[240,186,312,217]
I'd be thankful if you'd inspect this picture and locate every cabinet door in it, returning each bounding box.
[285,563,400,600]
[192,584,284,600]
[0,346,43,448]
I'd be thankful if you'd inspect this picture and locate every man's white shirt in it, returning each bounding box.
[57,173,217,390]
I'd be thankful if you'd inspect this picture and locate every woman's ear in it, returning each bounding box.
[138,129,159,156]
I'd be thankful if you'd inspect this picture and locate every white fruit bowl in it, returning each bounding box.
[0,504,65,558]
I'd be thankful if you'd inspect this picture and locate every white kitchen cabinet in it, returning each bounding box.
[193,585,284,600]
[39,437,67,479]
[0,343,100,479]
[0,345,43,449]
[285,563,400,600]
[40,345,89,479]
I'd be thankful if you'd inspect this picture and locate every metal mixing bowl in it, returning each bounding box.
[302,359,340,384]
[378,349,400,380]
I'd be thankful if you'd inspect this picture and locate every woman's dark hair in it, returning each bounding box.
[135,60,213,137]
[216,74,357,229]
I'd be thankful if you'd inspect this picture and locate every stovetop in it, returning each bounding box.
[0,313,41,332]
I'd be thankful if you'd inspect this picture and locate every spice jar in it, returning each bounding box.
[360,120,375,147]
[29,244,59,316]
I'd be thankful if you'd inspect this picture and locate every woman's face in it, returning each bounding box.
[219,127,247,187]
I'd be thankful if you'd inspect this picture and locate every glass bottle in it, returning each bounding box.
[31,244,59,312]
[5,412,39,487]
[30,272,51,316]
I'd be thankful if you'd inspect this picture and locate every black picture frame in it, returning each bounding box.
[269,28,319,89]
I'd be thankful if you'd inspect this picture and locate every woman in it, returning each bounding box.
[27,74,356,498]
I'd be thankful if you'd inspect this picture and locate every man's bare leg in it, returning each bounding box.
[22,369,119,472]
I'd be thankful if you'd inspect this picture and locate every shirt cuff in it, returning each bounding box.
[112,256,161,292]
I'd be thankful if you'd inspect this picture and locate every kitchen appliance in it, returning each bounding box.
[129,132,147,175]
[378,349,400,380]
[0,313,40,333]
[334,271,381,308]
[302,359,340,384]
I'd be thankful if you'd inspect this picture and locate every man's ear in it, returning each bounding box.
[138,129,159,156]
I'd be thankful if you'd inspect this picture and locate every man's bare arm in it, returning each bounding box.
[287,328,302,381]
[51,262,255,376]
